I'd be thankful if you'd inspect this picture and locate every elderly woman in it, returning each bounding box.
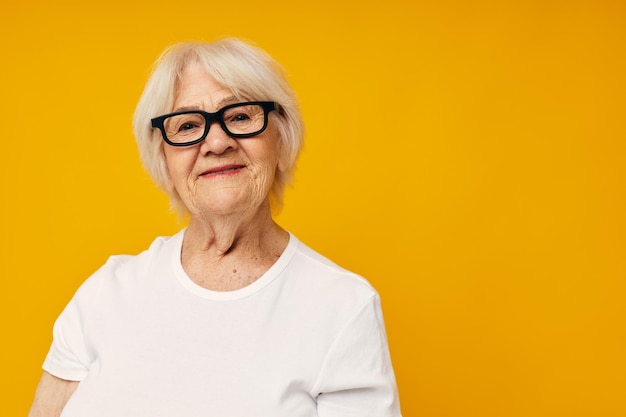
[29,38,401,417]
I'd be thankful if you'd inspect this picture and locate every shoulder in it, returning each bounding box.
[72,231,182,301]
[285,235,379,307]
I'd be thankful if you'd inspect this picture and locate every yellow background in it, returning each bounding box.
[1,1,625,416]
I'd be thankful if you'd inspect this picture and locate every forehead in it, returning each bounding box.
[173,64,235,111]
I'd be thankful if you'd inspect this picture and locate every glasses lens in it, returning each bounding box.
[223,104,266,136]
[163,112,206,144]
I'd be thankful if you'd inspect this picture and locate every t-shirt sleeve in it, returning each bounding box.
[313,294,402,417]
[42,265,105,381]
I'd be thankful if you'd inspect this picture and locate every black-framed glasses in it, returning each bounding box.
[151,101,278,147]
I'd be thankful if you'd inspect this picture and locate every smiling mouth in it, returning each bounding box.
[200,165,245,177]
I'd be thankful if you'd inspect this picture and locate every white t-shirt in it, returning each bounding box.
[44,230,401,417]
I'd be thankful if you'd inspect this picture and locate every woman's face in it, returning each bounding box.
[163,64,286,217]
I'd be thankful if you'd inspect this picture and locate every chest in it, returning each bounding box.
[75,278,332,416]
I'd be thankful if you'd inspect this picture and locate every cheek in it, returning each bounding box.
[248,145,280,180]
[164,148,194,180]
[247,155,277,186]
[244,145,280,198]
[246,162,276,207]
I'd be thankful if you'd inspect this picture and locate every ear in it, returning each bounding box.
[277,142,292,173]
[278,150,289,173]
[273,123,291,173]
[158,152,176,193]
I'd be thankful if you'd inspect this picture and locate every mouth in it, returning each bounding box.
[199,164,246,177]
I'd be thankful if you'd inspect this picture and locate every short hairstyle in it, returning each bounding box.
[132,38,305,216]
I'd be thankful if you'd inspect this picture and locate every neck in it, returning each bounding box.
[184,201,283,257]
[180,201,289,291]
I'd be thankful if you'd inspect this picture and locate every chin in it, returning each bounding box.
[193,195,256,217]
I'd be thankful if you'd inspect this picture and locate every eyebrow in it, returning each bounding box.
[172,96,239,113]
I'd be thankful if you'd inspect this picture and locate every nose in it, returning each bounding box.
[200,121,238,155]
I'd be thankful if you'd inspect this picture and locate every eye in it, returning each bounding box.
[227,111,252,124]
[178,122,199,132]
[164,113,205,137]
[224,104,264,125]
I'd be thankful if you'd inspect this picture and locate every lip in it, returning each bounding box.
[199,164,246,177]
